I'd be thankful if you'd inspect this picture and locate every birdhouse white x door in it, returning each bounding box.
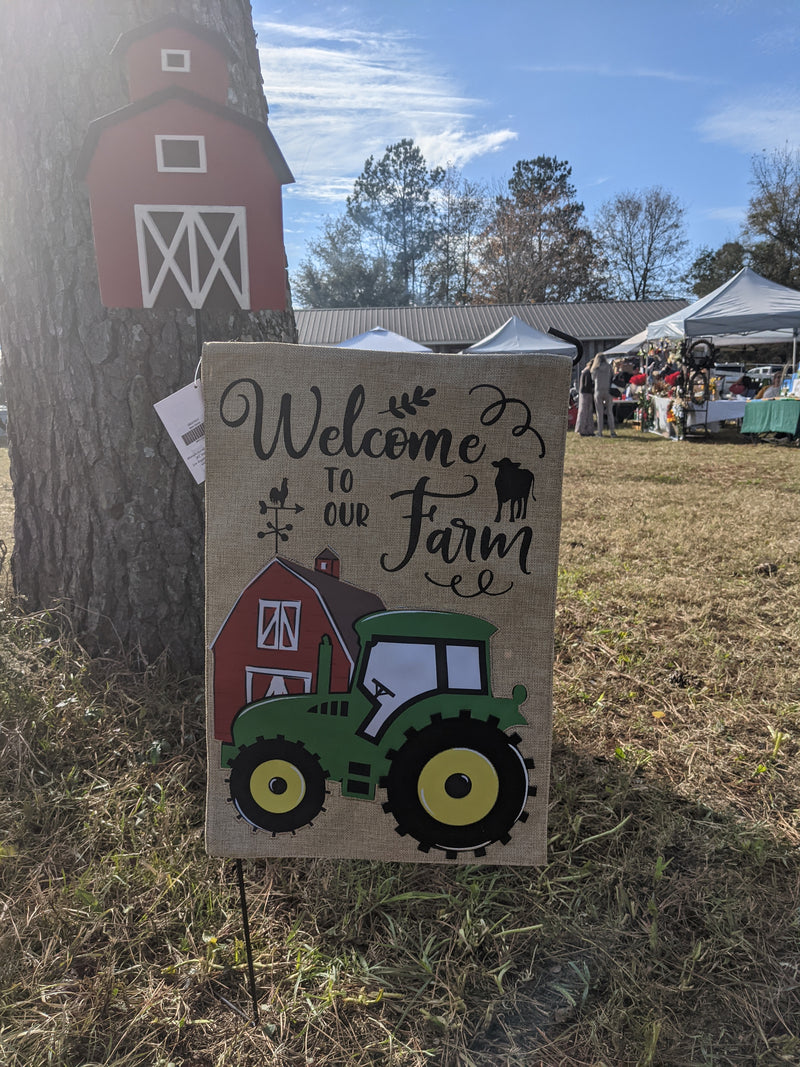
[134,204,250,309]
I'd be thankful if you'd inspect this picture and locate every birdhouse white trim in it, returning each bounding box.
[161,48,191,73]
[155,134,207,173]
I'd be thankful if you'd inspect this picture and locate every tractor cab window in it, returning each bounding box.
[359,640,437,738]
[445,643,484,691]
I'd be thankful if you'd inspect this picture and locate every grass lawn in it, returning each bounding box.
[0,427,798,1066]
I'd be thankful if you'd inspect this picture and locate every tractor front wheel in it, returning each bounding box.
[227,737,327,834]
[383,713,532,857]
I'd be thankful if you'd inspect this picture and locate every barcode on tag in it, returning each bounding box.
[154,380,206,484]
[182,423,205,446]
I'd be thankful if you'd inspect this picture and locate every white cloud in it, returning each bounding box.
[755,24,800,54]
[583,175,611,190]
[255,18,517,202]
[698,93,800,152]
[257,20,398,46]
[284,176,354,205]
[415,128,518,168]
[704,205,747,223]
[521,63,712,84]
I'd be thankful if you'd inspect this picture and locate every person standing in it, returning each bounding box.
[575,360,595,436]
[591,352,617,437]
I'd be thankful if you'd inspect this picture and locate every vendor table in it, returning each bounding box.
[741,398,800,438]
[651,396,747,437]
[686,398,747,430]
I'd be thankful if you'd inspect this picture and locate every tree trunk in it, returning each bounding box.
[0,0,296,671]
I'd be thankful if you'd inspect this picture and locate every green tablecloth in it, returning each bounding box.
[741,398,800,436]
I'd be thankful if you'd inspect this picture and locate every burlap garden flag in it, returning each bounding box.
[204,341,571,865]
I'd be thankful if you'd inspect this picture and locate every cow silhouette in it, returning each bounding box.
[269,477,289,508]
[492,458,535,522]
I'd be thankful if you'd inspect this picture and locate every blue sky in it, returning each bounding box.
[251,0,800,281]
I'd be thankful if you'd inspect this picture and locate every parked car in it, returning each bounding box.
[748,364,786,378]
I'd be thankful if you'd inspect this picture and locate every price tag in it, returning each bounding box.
[154,380,205,484]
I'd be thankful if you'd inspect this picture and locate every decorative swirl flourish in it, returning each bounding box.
[424,569,513,598]
[469,384,545,458]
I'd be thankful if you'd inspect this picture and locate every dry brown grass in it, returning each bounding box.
[558,427,800,829]
[1,427,799,1066]
[0,446,13,570]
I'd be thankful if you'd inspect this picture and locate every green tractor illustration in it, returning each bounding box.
[222,610,534,857]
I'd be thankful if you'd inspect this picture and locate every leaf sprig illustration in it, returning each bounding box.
[379,385,437,419]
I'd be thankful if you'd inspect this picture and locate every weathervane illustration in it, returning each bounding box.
[257,478,304,552]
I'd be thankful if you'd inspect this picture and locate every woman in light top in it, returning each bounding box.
[590,352,617,437]
[756,371,783,399]
[575,360,596,436]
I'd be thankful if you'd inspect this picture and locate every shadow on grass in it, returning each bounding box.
[2,648,799,1067]
[457,739,800,1065]
[201,737,800,1067]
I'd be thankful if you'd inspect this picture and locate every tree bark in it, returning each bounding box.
[0,0,296,670]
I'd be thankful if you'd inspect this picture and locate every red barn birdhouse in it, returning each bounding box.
[78,14,293,312]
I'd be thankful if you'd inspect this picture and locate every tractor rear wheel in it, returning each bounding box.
[383,713,532,856]
[228,737,327,833]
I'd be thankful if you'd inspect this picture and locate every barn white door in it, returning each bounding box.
[245,667,312,703]
[134,204,250,310]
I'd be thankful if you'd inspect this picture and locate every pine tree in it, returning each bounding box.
[346,139,444,304]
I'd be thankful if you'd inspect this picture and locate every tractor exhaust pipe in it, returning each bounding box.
[316,635,333,695]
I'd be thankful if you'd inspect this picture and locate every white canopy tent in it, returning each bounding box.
[646,267,800,369]
[335,326,432,352]
[607,325,794,357]
[463,316,576,358]
[603,330,647,356]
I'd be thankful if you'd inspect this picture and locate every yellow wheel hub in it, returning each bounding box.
[250,758,306,814]
[417,748,498,826]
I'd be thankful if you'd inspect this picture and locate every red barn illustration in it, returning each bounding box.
[77,14,293,311]
[211,550,385,742]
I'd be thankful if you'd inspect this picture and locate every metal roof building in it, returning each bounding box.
[295,300,689,362]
